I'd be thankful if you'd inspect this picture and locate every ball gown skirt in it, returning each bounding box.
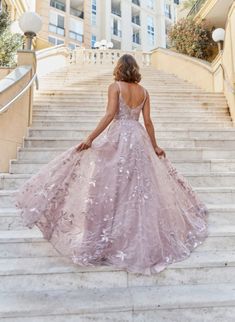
[13,89,209,276]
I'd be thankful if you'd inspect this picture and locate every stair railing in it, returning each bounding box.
[0,69,38,115]
[0,61,37,172]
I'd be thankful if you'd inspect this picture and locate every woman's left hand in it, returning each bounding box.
[154,146,166,159]
[76,138,92,152]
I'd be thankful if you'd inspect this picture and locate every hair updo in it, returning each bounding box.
[113,54,141,83]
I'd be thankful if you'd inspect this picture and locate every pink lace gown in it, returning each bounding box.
[14,81,209,275]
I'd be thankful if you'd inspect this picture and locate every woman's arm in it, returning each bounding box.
[142,90,166,158]
[76,83,118,152]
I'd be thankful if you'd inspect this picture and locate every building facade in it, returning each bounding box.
[0,0,33,18]
[1,0,183,51]
[44,0,182,50]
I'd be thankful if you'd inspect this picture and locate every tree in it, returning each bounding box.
[0,11,23,67]
[168,18,216,61]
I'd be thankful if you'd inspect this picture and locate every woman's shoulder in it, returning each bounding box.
[107,82,120,97]
[138,84,148,97]
[108,81,119,90]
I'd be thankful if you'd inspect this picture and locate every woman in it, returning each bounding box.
[14,54,209,275]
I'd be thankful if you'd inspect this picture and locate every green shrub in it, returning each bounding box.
[168,18,216,61]
[0,11,23,67]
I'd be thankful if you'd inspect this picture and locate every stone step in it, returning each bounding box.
[31,115,231,125]
[9,159,235,175]
[1,250,235,292]
[39,79,202,84]
[33,94,226,100]
[35,91,226,98]
[22,137,235,149]
[39,83,201,88]
[39,73,192,78]
[0,223,233,242]
[14,147,235,162]
[39,86,204,92]
[28,121,233,130]
[40,77,196,82]
[33,106,229,113]
[1,232,234,258]
[34,94,227,102]
[2,170,235,190]
[32,118,232,127]
[196,187,235,205]
[0,205,234,257]
[40,73,196,78]
[34,99,227,106]
[28,128,235,140]
[1,284,235,321]
[1,186,235,208]
[33,109,230,116]
[0,201,234,230]
[1,309,235,322]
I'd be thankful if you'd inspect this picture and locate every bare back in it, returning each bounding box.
[116,81,146,109]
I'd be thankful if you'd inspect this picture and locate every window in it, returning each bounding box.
[133,30,140,44]
[132,15,140,26]
[49,12,65,36]
[50,0,66,11]
[57,15,64,28]
[111,1,121,17]
[91,35,96,48]
[92,0,96,25]
[68,43,76,50]
[165,4,171,19]
[57,39,64,45]
[69,31,83,42]
[69,18,83,42]
[48,36,56,45]
[132,0,140,6]
[146,0,154,9]
[70,7,84,18]
[48,36,64,45]
[147,16,154,45]
[112,18,122,37]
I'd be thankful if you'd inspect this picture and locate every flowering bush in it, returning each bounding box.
[168,18,216,61]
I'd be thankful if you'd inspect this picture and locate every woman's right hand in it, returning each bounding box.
[154,146,166,159]
[76,138,92,152]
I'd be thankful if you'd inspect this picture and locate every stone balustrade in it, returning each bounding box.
[70,48,151,66]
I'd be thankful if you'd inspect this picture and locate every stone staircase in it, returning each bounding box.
[1,63,235,321]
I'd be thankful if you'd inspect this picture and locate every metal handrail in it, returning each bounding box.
[0,72,38,114]
[220,63,235,94]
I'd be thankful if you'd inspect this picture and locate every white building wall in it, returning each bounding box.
[121,1,132,50]
[87,0,182,50]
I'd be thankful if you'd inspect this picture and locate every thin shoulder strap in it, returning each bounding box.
[142,86,147,104]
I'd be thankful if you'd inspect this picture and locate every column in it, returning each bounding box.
[121,0,132,50]
[155,0,166,48]
[83,0,92,48]
[65,0,71,46]
[36,0,50,43]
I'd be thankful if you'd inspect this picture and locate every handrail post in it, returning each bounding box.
[17,50,37,126]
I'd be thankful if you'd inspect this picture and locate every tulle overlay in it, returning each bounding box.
[14,83,209,275]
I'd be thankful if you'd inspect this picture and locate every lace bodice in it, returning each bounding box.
[114,81,147,121]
